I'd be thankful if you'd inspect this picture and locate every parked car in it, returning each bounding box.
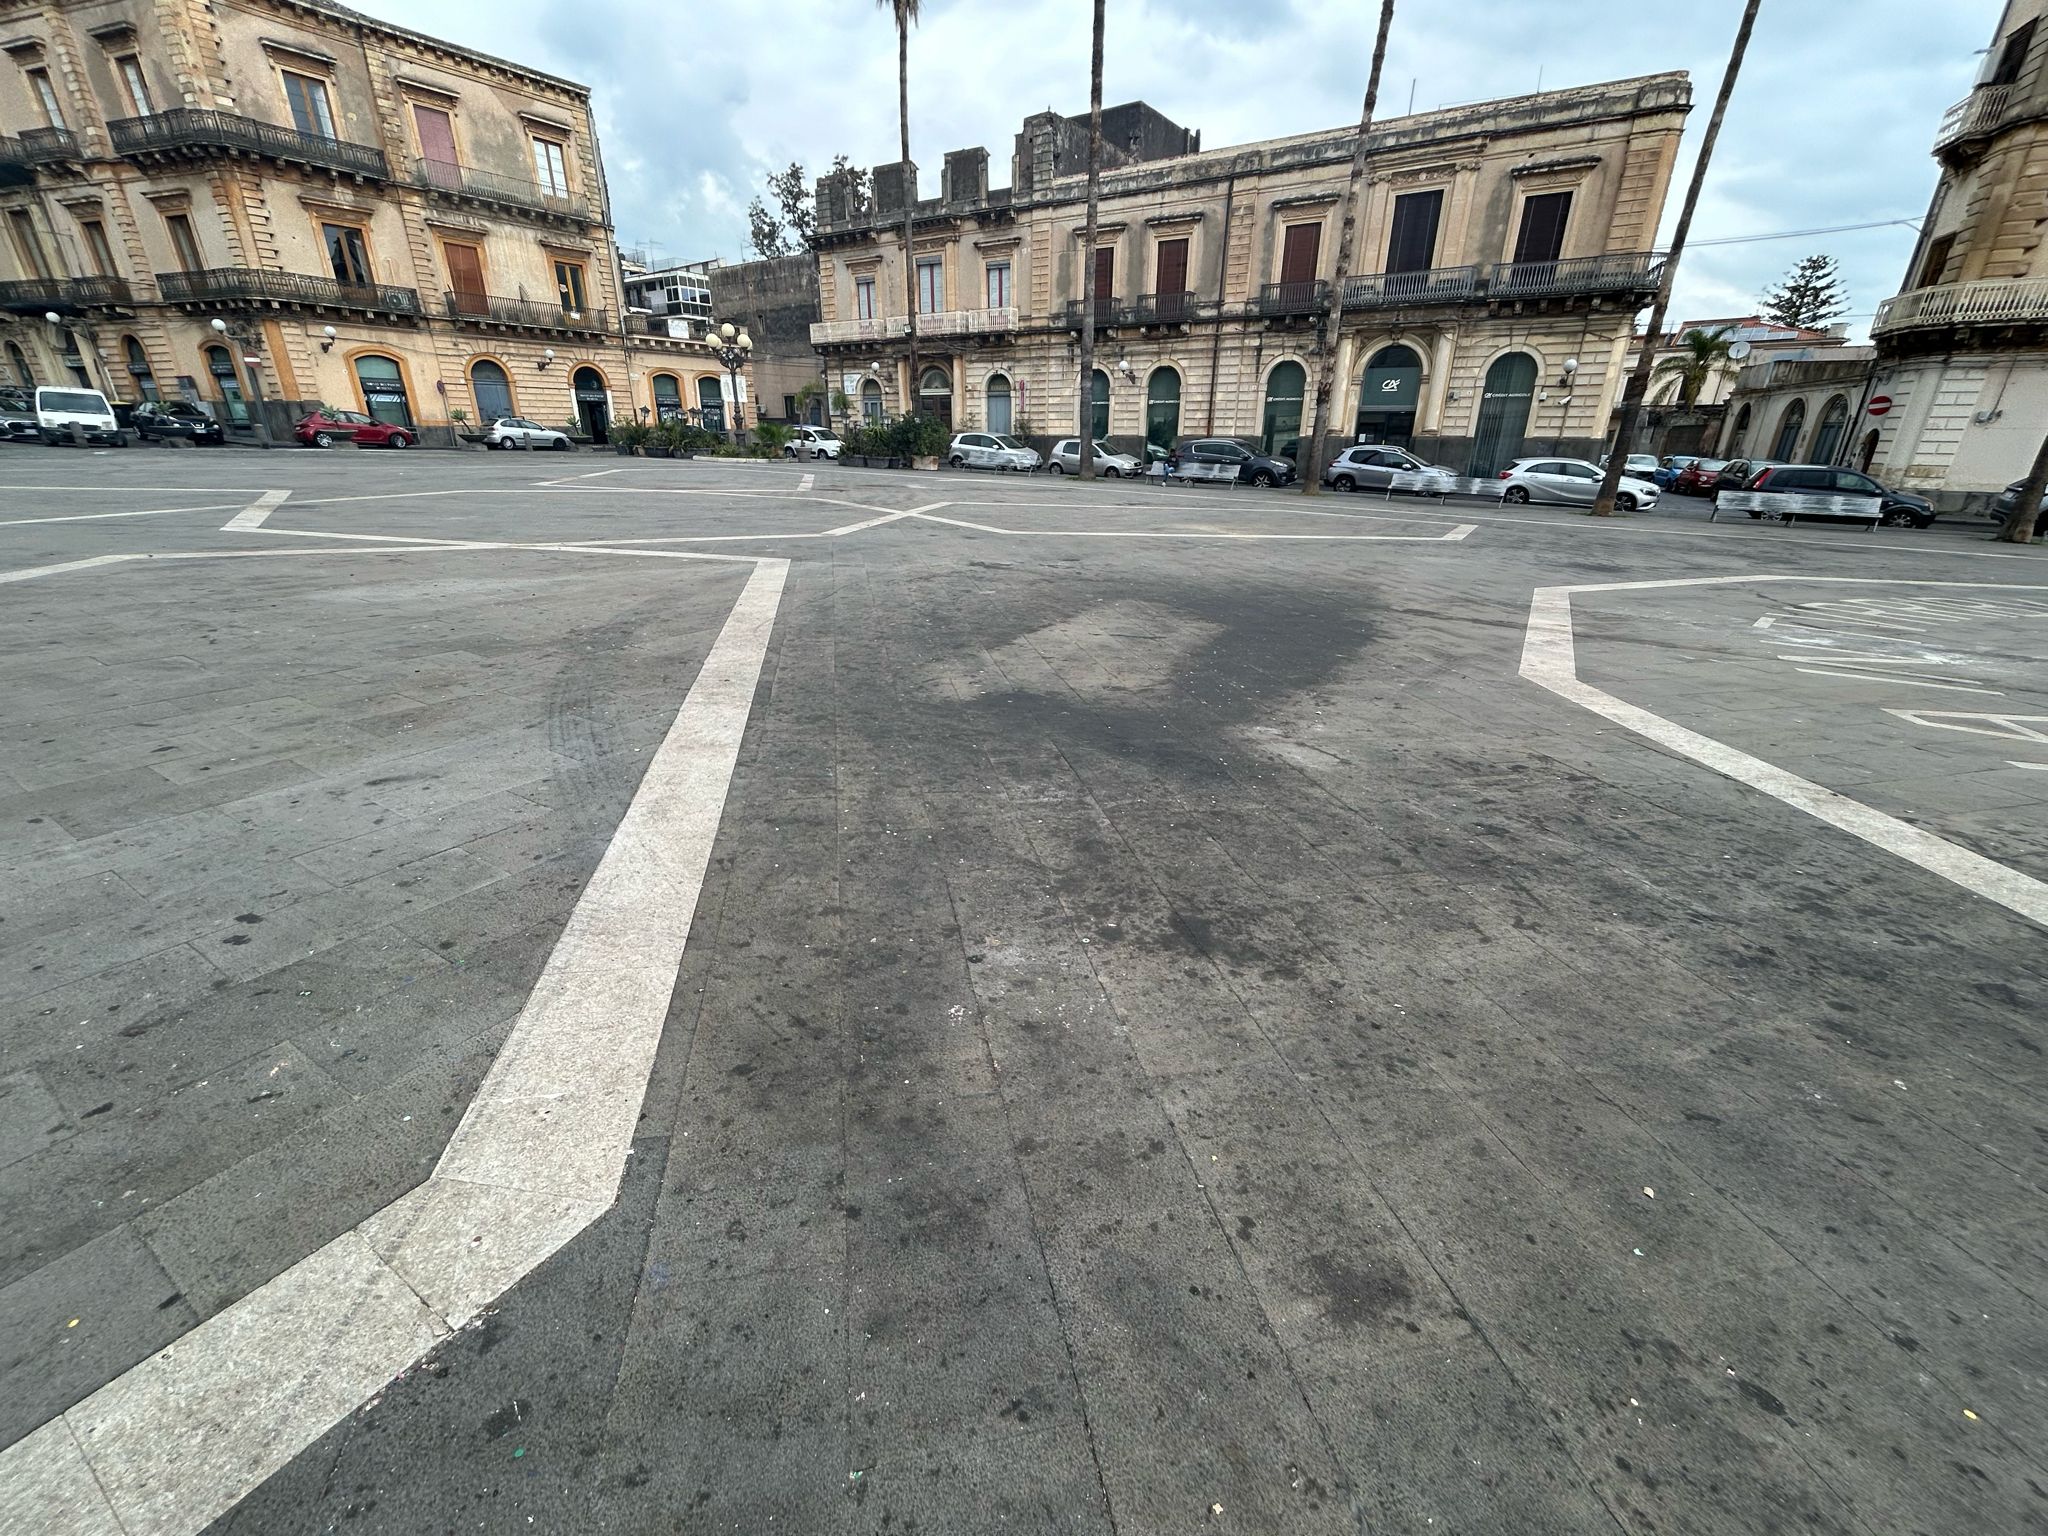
[1605,452,1661,479]
[1183,437,1296,487]
[946,432,1040,471]
[131,400,224,444]
[35,385,123,446]
[1673,457,1732,495]
[1708,457,1776,498]
[786,425,841,460]
[295,408,414,449]
[1324,444,1455,493]
[1047,438,1141,476]
[1498,456,1660,510]
[1737,463,1936,527]
[482,416,572,451]
[1993,477,2048,532]
[1652,454,1700,488]
[0,386,38,442]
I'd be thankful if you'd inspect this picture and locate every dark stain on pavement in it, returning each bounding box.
[1305,1250,1412,1327]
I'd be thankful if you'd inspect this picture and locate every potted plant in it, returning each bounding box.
[752,421,794,459]
[449,407,482,448]
[610,421,651,455]
[890,412,947,470]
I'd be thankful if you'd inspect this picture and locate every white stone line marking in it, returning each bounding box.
[0,502,244,529]
[1519,576,2048,929]
[0,552,138,584]
[827,509,914,536]
[797,472,815,491]
[220,488,290,532]
[1792,668,1999,693]
[537,468,626,484]
[902,510,1472,542]
[0,557,789,1536]
[0,483,271,493]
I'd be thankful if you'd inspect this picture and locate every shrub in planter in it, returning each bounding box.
[609,421,652,455]
[678,425,721,456]
[752,422,794,459]
[885,412,949,467]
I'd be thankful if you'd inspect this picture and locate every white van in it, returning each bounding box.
[35,386,123,446]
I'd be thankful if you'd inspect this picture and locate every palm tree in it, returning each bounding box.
[877,0,921,418]
[1593,0,1762,515]
[1651,325,1737,409]
[1076,0,1105,477]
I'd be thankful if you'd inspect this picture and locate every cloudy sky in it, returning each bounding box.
[358,0,2000,339]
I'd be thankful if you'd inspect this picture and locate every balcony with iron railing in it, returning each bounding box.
[1872,276,2048,335]
[444,291,611,332]
[1342,265,1482,309]
[1063,292,1222,328]
[1258,279,1328,317]
[1933,81,2018,153]
[412,158,589,222]
[1483,250,1664,300]
[157,267,422,316]
[109,111,387,179]
[0,126,81,173]
[0,275,132,313]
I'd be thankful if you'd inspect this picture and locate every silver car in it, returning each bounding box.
[1047,438,1141,477]
[1499,456,1660,510]
[1323,444,1455,494]
[947,432,1040,471]
[485,416,572,450]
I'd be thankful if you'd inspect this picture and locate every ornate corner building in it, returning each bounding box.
[807,77,1688,474]
[0,0,721,441]
[1866,0,2048,511]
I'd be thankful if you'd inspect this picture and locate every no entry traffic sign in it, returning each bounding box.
[1867,395,1893,416]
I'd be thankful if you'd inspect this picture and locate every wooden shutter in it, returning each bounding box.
[414,104,458,184]
[1280,223,1321,285]
[1385,191,1442,274]
[1154,237,1188,296]
[1512,192,1571,264]
[444,241,487,312]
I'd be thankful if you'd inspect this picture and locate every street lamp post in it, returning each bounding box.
[703,321,753,445]
[209,316,273,448]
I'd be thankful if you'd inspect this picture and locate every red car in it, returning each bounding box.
[1672,457,1728,496]
[294,408,414,449]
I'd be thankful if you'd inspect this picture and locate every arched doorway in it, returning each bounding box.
[207,344,248,424]
[651,373,682,422]
[1261,360,1305,457]
[6,341,30,387]
[1355,343,1422,447]
[1089,368,1110,441]
[697,375,724,433]
[124,336,157,402]
[1470,352,1537,476]
[1810,395,1849,464]
[1726,403,1751,457]
[572,365,609,442]
[985,373,1012,435]
[918,365,951,428]
[354,355,412,427]
[1857,427,1879,472]
[1770,399,1806,460]
[470,358,513,422]
[860,376,883,425]
[1145,366,1181,457]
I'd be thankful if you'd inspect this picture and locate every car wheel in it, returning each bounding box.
[1333,475,1355,492]
[1252,470,1275,487]
[313,431,334,448]
[1503,486,1530,504]
[1049,462,1065,474]
[785,446,798,458]
[948,453,965,468]
[1879,508,1916,527]
[1616,493,1636,511]
[387,433,410,449]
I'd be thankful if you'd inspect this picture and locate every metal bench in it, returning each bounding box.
[1712,490,1884,529]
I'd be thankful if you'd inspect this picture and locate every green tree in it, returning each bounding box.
[746,161,824,258]
[1760,254,1849,329]
[1653,325,1738,408]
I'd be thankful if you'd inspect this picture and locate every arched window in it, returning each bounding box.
[470,358,512,422]
[1810,394,1849,464]
[124,336,157,402]
[1356,343,1422,446]
[354,354,412,427]
[1260,359,1305,457]
[651,373,682,421]
[6,341,30,387]
[1857,427,1880,473]
[985,373,1012,435]
[860,376,884,425]
[1470,352,1537,476]
[206,344,247,424]
[1770,399,1806,461]
[1727,402,1752,457]
[698,374,724,433]
[1089,367,1110,441]
[1145,366,1181,456]
[919,365,951,427]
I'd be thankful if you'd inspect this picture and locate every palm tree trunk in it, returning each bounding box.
[1076,0,1105,478]
[1592,0,1761,515]
[900,14,918,420]
[1301,0,1396,495]
[1997,428,2048,542]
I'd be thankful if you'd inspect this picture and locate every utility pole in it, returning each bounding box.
[1301,0,1397,495]
[1076,0,1105,479]
[1592,0,1762,514]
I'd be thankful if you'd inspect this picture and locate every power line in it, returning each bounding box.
[1688,217,1921,247]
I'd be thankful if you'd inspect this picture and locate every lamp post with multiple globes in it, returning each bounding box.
[703,321,752,443]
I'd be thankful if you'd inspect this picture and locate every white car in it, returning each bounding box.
[786,425,841,460]
[484,416,572,450]
[35,385,123,446]
[947,432,1040,471]
[1047,438,1140,477]
[1499,456,1660,510]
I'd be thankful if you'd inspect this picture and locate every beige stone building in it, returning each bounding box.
[808,78,1689,473]
[1867,0,2048,509]
[0,0,724,443]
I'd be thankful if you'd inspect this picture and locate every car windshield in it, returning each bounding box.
[1697,459,1728,470]
[813,431,839,443]
[39,391,105,413]
[160,403,206,418]
[992,436,1024,450]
